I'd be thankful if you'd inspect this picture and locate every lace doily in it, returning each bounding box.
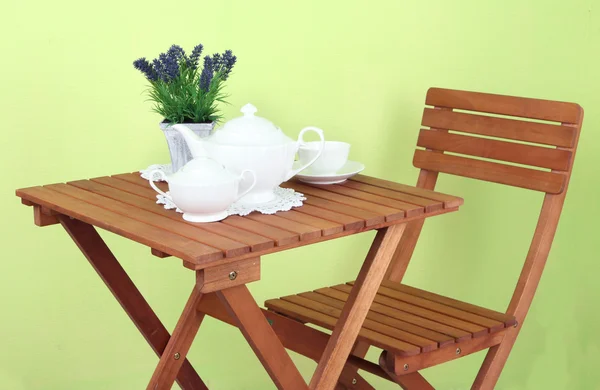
[139,164,305,216]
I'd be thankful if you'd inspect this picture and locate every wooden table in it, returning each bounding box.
[16,172,463,390]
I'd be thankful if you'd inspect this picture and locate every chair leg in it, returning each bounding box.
[471,328,519,390]
[337,341,374,389]
[146,286,205,390]
[310,224,408,390]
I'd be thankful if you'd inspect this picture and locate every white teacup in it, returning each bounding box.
[299,141,350,175]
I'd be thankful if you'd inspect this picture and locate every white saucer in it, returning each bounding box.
[294,160,365,185]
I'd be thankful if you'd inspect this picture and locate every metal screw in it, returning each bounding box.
[514,321,519,328]
[229,271,238,280]
[174,352,181,360]
[403,363,409,371]
[456,348,461,355]
[352,378,357,385]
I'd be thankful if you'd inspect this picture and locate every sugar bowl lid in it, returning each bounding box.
[210,103,293,146]
[171,156,237,185]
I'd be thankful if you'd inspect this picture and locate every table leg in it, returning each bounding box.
[60,217,207,390]
[217,285,308,390]
[147,286,205,390]
[309,224,407,390]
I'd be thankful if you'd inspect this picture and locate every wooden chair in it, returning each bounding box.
[265,88,583,389]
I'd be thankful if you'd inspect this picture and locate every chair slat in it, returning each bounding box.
[282,295,437,352]
[381,282,516,327]
[331,284,488,337]
[303,291,454,347]
[421,108,576,147]
[413,150,566,193]
[264,299,421,356]
[315,288,471,341]
[425,88,582,123]
[417,129,572,170]
[354,283,504,332]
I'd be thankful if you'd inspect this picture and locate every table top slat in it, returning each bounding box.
[115,172,158,187]
[285,182,405,221]
[16,186,223,263]
[350,175,464,209]
[275,210,345,236]
[92,176,156,198]
[72,179,275,251]
[290,204,364,231]
[302,196,385,227]
[311,184,425,217]
[222,216,300,246]
[341,181,444,213]
[246,213,322,240]
[48,183,250,258]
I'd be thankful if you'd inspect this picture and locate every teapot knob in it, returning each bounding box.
[241,103,257,117]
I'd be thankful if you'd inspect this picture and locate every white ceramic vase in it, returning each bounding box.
[160,121,215,172]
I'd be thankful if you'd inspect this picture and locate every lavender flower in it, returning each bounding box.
[188,44,204,68]
[150,58,162,80]
[211,53,222,69]
[220,50,237,80]
[199,55,214,92]
[133,57,158,81]
[211,50,236,80]
[157,52,179,82]
[167,44,185,61]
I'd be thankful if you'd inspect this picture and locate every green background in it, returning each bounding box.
[1,0,598,388]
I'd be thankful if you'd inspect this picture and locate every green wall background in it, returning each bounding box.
[1,0,598,389]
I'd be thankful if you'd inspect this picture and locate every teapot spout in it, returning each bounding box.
[171,124,208,158]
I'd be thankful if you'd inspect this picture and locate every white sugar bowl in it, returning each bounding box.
[149,157,256,223]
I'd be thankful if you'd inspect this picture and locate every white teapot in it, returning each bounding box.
[171,103,325,204]
[149,157,256,223]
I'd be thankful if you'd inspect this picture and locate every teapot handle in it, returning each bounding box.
[235,169,258,201]
[148,170,174,203]
[284,126,325,181]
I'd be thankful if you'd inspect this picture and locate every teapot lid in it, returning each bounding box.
[211,103,294,146]
[172,157,236,185]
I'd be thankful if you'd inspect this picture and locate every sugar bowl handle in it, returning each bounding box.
[148,170,173,202]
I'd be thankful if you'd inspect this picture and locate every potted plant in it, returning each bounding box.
[133,44,237,172]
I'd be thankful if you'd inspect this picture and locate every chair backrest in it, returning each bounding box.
[388,87,583,322]
[414,88,582,194]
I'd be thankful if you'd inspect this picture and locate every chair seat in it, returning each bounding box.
[265,281,516,357]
